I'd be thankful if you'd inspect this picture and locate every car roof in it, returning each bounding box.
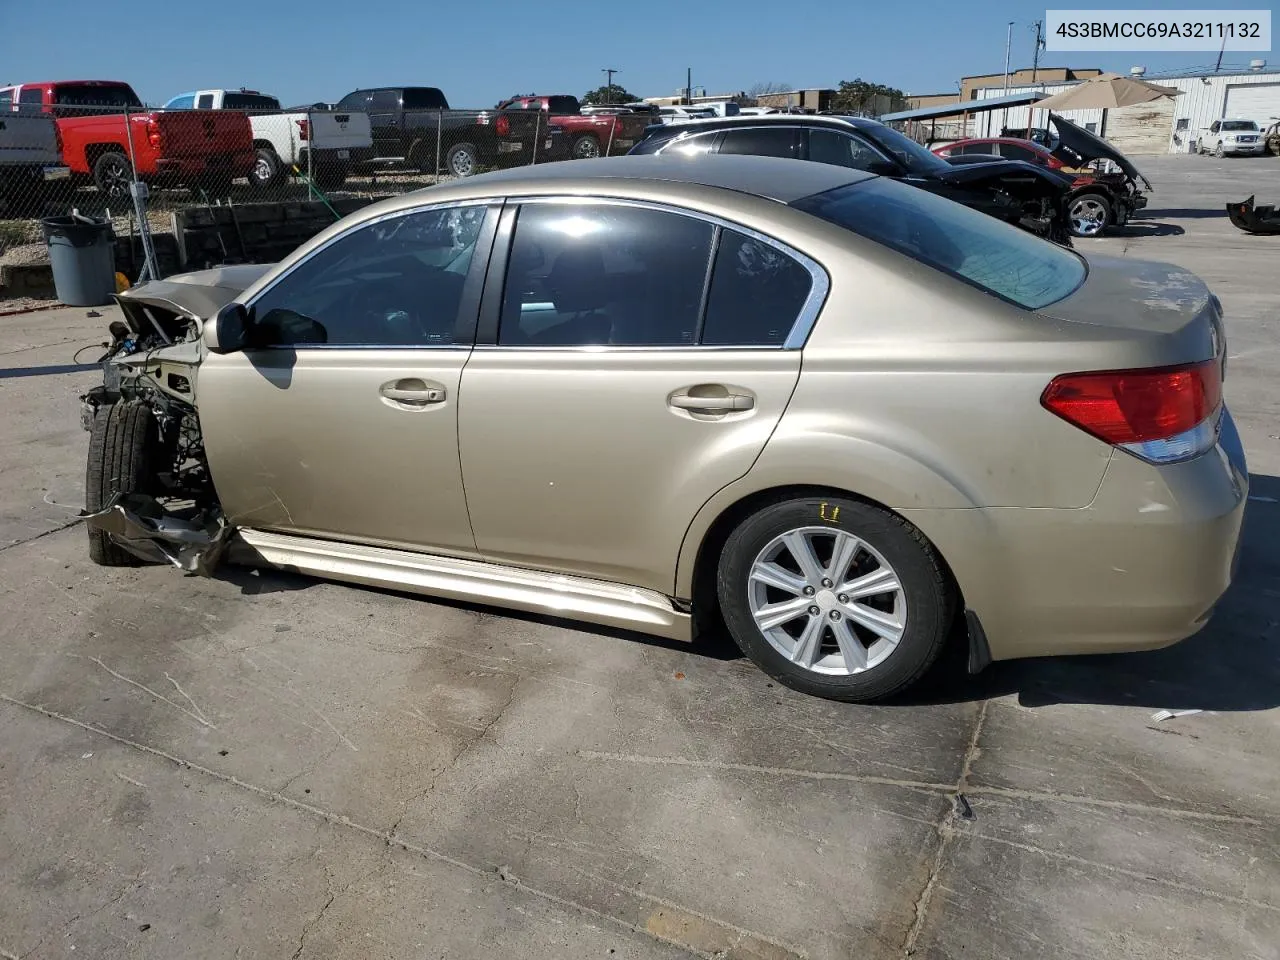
[430,155,873,204]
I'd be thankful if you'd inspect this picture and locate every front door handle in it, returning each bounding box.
[668,388,755,414]
[380,379,446,406]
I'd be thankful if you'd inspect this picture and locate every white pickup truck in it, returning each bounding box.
[0,109,70,216]
[161,89,373,190]
[1196,118,1267,157]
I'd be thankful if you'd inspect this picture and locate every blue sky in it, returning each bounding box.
[1,0,1273,107]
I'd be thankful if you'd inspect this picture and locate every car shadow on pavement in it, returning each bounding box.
[1112,221,1188,238]
[1139,208,1229,220]
[914,473,1280,712]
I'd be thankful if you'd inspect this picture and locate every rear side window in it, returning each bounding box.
[718,127,800,158]
[959,142,998,156]
[197,94,215,109]
[999,143,1037,161]
[702,230,813,346]
[793,179,1086,310]
[369,90,401,111]
[500,204,714,346]
[19,87,44,112]
[547,96,580,114]
[0,89,11,107]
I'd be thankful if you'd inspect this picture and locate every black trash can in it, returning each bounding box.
[41,215,117,307]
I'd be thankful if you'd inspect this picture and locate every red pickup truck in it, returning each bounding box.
[496,95,652,159]
[0,81,254,201]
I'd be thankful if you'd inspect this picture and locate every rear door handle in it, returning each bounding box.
[380,379,446,406]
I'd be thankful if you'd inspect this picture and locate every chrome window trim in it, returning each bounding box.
[498,195,830,351]
[242,198,496,351]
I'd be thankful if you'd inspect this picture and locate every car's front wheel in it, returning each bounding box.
[716,496,954,702]
[1068,193,1111,237]
[86,401,162,566]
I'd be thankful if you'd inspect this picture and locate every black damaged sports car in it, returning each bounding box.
[628,114,1075,245]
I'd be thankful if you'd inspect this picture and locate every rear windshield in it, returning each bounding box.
[53,83,142,110]
[793,178,1087,310]
[403,88,448,110]
[222,93,280,110]
[1221,120,1258,131]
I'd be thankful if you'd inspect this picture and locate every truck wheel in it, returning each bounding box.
[92,152,133,202]
[1068,193,1111,237]
[571,134,601,159]
[445,143,479,178]
[86,401,161,567]
[1214,144,1224,158]
[248,147,284,189]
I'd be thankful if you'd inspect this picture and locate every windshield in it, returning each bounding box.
[223,93,280,110]
[793,178,1086,310]
[1221,120,1259,131]
[53,83,143,110]
[856,123,950,175]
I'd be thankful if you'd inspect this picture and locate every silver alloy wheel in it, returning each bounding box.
[98,157,131,200]
[450,148,476,177]
[573,136,601,159]
[747,526,907,675]
[252,154,275,184]
[1069,197,1108,236]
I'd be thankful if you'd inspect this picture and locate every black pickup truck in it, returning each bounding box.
[334,86,556,178]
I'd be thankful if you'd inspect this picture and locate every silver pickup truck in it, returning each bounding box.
[0,109,70,216]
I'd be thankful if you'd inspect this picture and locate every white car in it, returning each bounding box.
[1197,118,1266,157]
[162,89,373,190]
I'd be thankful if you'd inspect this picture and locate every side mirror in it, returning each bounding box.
[202,302,250,354]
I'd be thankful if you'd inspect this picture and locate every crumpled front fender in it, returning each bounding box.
[83,493,233,576]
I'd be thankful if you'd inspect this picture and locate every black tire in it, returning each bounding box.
[571,134,601,160]
[445,142,479,178]
[86,401,160,567]
[1067,192,1112,238]
[248,147,284,189]
[92,151,133,202]
[716,496,954,702]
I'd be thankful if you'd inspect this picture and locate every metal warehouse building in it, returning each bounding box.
[971,65,1280,154]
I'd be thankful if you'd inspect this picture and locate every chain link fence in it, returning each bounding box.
[2,95,660,289]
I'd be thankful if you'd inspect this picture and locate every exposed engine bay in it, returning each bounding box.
[77,271,260,573]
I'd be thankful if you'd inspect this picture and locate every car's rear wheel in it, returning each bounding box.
[716,496,953,702]
[1069,193,1111,237]
[92,151,133,201]
[86,401,161,566]
[248,147,284,189]
[445,143,479,178]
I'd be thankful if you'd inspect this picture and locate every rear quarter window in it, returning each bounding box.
[793,178,1086,310]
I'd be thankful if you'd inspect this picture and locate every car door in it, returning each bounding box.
[457,198,824,594]
[197,201,499,554]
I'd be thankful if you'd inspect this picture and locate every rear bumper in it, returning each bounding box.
[154,150,255,179]
[904,408,1249,661]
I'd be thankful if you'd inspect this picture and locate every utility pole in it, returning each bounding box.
[601,68,619,103]
[686,67,692,105]
[1214,32,1227,72]
[1003,21,1014,94]
[1031,20,1045,83]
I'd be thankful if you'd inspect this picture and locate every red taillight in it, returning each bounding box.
[146,119,162,148]
[1041,360,1222,460]
[296,117,310,141]
[495,114,510,137]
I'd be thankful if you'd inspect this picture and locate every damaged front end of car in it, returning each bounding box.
[79,266,268,573]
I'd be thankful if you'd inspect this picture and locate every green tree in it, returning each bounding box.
[581,84,640,106]
[831,78,906,116]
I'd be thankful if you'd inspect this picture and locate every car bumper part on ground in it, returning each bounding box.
[905,408,1248,662]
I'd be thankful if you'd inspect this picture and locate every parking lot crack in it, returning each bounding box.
[900,700,988,956]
